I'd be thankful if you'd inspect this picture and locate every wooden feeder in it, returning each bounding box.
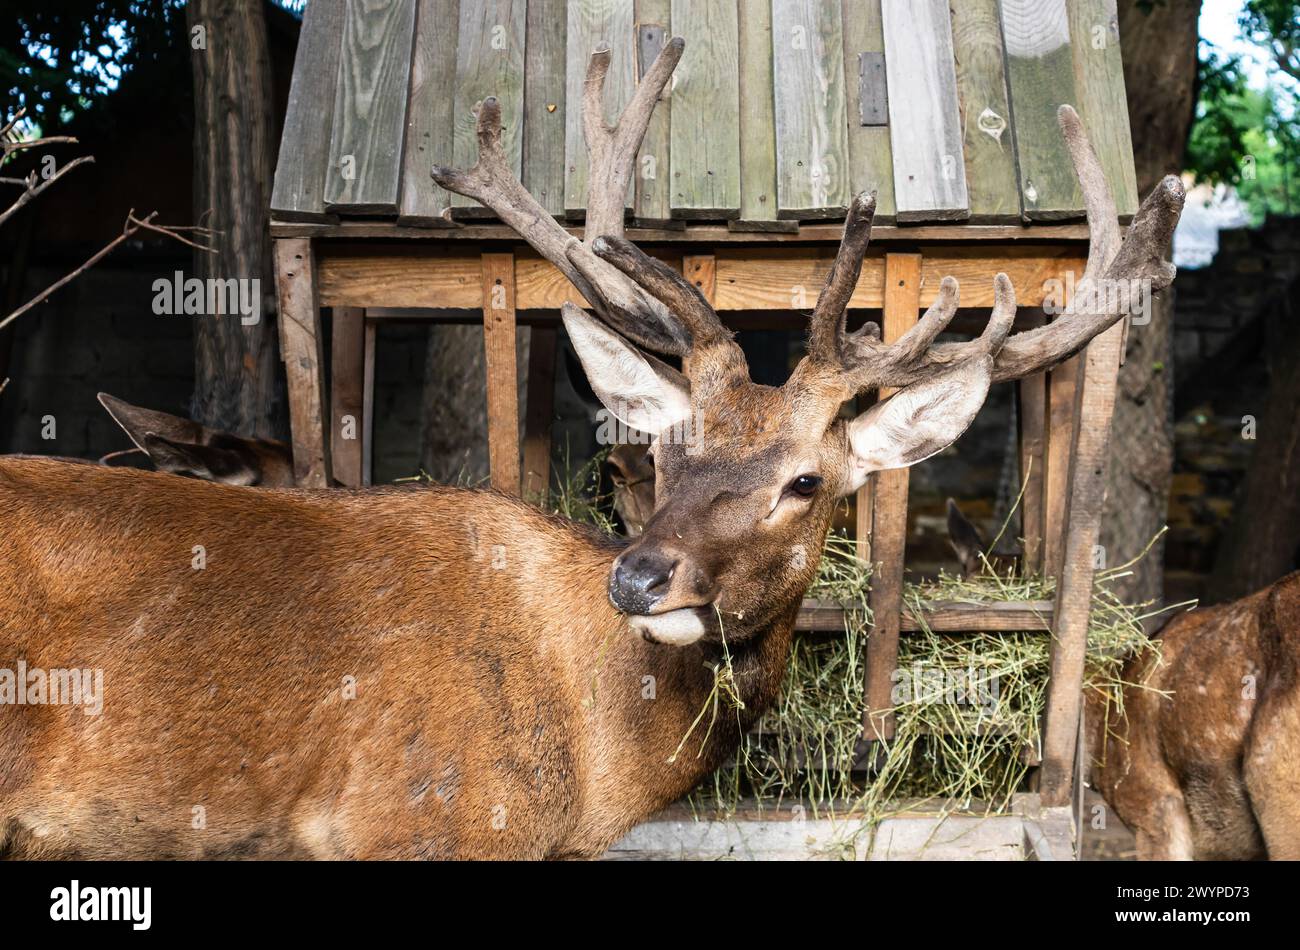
[269,0,1142,853]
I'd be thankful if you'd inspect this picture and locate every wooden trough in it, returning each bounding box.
[269,0,1142,859]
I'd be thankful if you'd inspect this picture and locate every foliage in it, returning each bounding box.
[0,1,187,133]
[1186,2,1300,221]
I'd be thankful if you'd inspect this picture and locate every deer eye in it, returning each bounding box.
[789,474,822,498]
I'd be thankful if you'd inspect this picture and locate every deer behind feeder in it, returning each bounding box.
[0,39,1183,859]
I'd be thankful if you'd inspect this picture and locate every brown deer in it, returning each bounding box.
[97,392,295,487]
[1090,570,1300,860]
[0,39,1182,859]
[606,441,655,537]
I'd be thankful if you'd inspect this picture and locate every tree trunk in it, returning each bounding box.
[186,0,284,439]
[1206,290,1300,601]
[1100,0,1201,607]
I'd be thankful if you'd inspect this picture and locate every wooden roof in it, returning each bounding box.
[271,0,1138,235]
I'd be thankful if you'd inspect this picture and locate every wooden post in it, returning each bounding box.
[362,321,376,486]
[273,238,330,487]
[1043,351,1080,578]
[481,251,520,494]
[683,254,717,304]
[522,325,557,502]
[1038,320,1125,806]
[863,252,922,741]
[1016,310,1048,574]
[330,307,365,488]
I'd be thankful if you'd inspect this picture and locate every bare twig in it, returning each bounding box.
[0,210,217,333]
[0,155,95,229]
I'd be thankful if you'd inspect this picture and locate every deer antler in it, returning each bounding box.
[432,38,707,359]
[791,105,1184,397]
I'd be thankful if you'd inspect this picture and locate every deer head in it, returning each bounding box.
[97,392,295,487]
[434,39,1183,648]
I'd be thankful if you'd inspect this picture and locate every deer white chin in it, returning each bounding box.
[628,608,707,646]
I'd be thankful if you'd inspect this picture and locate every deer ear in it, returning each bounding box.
[141,434,260,486]
[562,303,691,438]
[843,359,993,493]
[98,393,202,452]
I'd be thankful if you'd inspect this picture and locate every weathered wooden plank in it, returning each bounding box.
[772,0,851,219]
[330,306,366,488]
[362,321,376,485]
[863,253,921,742]
[999,0,1084,219]
[1067,0,1139,216]
[277,218,1093,242]
[271,0,346,222]
[730,0,793,232]
[1016,312,1048,573]
[315,244,1086,311]
[565,0,636,217]
[683,254,717,306]
[632,6,677,227]
[798,598,1055,633]
[857,52,888,126]
[669,0,741,219]
[524,0,568,216]
[398,0,460,226]
[482,252,521,493]
[1043,352,1079,578]
[840,0,895,220]
[324,0,418,214]
[950,0,1021,222]
[273,239,330,487]
[522,326,558,501]
[451,0,527,214]
[1039,320,1125,806]
[879,0,969,221]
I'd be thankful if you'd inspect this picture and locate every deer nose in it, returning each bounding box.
[609,550,677,614]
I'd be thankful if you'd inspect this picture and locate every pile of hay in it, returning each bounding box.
[691,531,1181,823]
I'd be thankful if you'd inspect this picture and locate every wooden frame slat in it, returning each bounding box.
[481,251,521,493]
[398,0,460,226]
[330,306,367,488]
[863,252,922,742]
[273,238,331,487]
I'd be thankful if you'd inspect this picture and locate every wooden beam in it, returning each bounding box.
[272,219,1093,242]
[771,0,852,218]
[1067,0,1139,217]
[632,7,675,227]
[950,0,1020,222]
[362,321,376,486]
[669,0,741,218]
[731,0,793,232]
[451,0,527,215]
[999,0,1084,219]
[330,306,366,488]
[314,243,1086,311]
[683,253,717,305]
[798,598,1054,633]
[863,252,921,741]
[273,239,330,487]
[324,0,418,214]
[880,0,969,221]
[565,0,635,217]
[1043,352,1079,578]
[1016,311,1048,573]
[1039,319,1125,806]
[523,0,568,217]
[270,0,345,222]
[398,0,459,226]
[522,325,557,501]
[481,252,521,494]
[840,0,895,220]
